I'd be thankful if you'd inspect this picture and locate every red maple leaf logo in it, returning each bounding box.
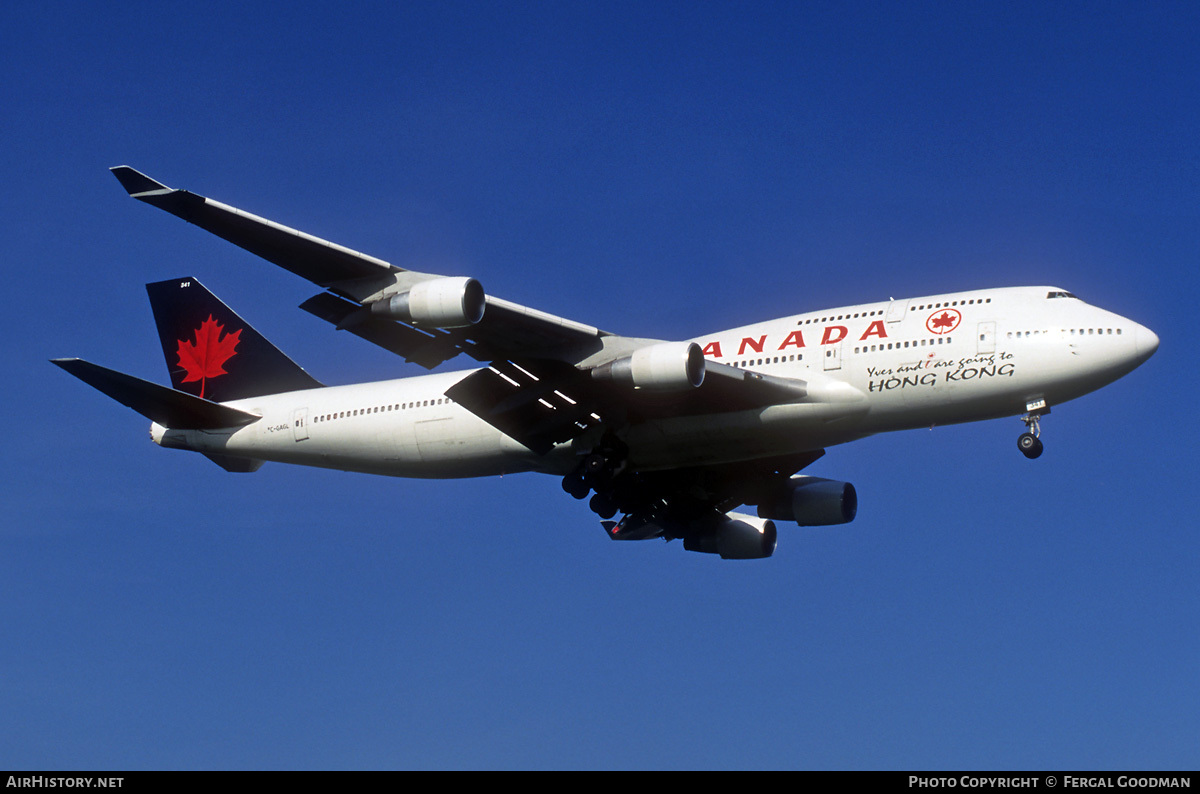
[926,308,961,334]
[176,315,241,398]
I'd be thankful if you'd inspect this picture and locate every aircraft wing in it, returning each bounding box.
[443,356,838,455]
[296,290,604,368]
[111,166,609,365]
[111,167,394,288]
[112,167,865,455]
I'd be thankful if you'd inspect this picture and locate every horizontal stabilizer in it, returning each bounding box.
[51,358,260,429]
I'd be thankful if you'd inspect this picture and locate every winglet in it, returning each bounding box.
[110,165,173,197]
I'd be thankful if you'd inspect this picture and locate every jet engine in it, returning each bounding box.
[683,511,777,559]
[756,476,857,526]
[370,276,486,328]
[591,342,705,391]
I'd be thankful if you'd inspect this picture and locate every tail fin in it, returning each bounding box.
[146,277,322,401]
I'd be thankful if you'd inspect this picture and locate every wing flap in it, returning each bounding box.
[445,359,603,454]
[479,297,605,356]
[299,292,466,369]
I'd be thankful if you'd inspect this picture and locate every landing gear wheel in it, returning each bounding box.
[577,443,627,491]
[1017,432,1043,459]
[562,474,590,500]
[589,493,618,520]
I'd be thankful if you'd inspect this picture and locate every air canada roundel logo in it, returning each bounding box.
[926,308,961,335]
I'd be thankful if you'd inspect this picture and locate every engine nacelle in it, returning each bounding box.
[591,342,705,391]
[757,476,857,526]
[370,276,486,328]
[684,511,777,560]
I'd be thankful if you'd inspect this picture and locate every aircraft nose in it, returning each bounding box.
[1134,324,1159,362]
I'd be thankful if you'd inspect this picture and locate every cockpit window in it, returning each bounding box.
[1047,291,1077,299]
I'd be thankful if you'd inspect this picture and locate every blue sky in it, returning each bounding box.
[2,1,1197,770]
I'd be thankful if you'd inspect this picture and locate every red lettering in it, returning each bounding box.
[701,341,723,358]
[777,330,805,350]
[821,326,847,345]
[738,335,766,355]
[859,320,887,341]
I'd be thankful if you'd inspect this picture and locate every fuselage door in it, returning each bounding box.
[292,408,310,441]
[415,417,455,461]
[823,341,843,371]
[977,322,996,355]
[886,298,909,324]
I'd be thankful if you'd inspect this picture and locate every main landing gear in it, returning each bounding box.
[561,435,629,520]
[1017,400,1050,459]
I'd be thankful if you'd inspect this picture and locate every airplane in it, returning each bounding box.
[53,166,1160,559]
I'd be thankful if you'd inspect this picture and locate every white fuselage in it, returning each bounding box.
[152,286,1158,477]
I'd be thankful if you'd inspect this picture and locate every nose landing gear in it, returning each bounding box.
[1017,400,1049,459]
[1017,431,1043,459]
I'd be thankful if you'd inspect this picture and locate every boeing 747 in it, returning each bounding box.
[53,168,1159,559]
